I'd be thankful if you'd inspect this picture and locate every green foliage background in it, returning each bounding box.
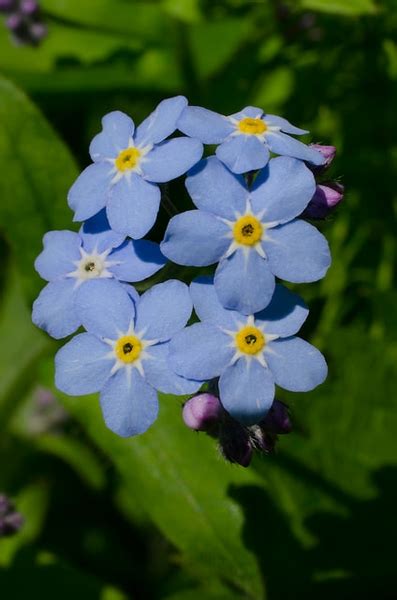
[0,0,396,598]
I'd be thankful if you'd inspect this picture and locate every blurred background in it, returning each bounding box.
[0,0,396,598]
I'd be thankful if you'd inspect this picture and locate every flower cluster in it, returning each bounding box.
[32,97,343,458]
[0,0,47,46]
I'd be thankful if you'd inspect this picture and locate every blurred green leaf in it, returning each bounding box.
[0,483,49,567]
[41,0,165,38]
[162,0,202,23]
[189,18,253,79]
[300,0,378,15]
[52,383,264,599]
[0,76,77,300]
[0,268,49,424]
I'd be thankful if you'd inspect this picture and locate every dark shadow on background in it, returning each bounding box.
[230,466,397,599]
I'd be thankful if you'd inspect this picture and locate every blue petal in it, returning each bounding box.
[32,280,80,339]
[68,162,112,222]
[177,106,233,144]
[265,337,327,391]
[216,135,269,174]
[109,240,166,282]
[186,157,248,219]
[100,368,158,437]
[135,279,192,341]
[75,279,135,339]
[219,359,275,425]
[142,137,203,183]
[80,209,126,253]
[161,210,229,267]
[190,276,241,330]
[106,174,161,239]
[135,96,187,145]
[169,322,233,380]
[55,333,113,395]
[214,249,275,314]
[89,111,135,161]
[121,283,140,305]
[266,131,325,165]
[264,114,308,135]
[264,219,331,283]
[230,106,264,120]
[255,284,309,337]
[35,231,81,281]
[250,156,315,224]
[143,342,202,395]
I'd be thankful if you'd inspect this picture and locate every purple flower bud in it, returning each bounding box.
[0,494,11,516]
[0,494,24,538]
[182,393,223,432]
[309,144,336,171]
[260,400,292,434]
[304,182,344,219]
[20,0,38,15]
[29,21,47,42]
[219,423,253,468]
[6,12,23,30]
[0,0,15,12]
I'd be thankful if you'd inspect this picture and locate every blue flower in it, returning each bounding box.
[68,96,203,239]
[178,104,324,173]
[169,277,327,425]
[55,279,201,437]
[161,156,331,314]
[32,210,166,339]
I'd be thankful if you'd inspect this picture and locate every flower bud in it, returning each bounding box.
[30,21,46,42]
[0,494,11,515]
[6,12,22,30]
[182,393,223,432]
[309,144,336,171]
[260,400,292,434]
[303,182,344,219]
[0,494,24,538]
[0,0,15,12]
[20,0,38,15]
[219,422,252,467]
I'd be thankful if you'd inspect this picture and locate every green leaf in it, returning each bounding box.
[189,18,253,79]
[299,0,378,15]
[51,382,265,599]
[0,76,77,301]
[41,0,165,39]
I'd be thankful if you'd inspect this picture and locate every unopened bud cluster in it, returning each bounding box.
[183,393,292,467]
[304,144,344,219]
[0,0,46,46]
[0,494,24,537]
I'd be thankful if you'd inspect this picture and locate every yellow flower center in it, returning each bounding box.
[233,215,263,246]
[115,147,141,172]
[115,335,142,364]
[238,117,267,135]
[235,326,265,355]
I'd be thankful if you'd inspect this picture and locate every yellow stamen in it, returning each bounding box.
[115,335,142,364]
[115,147,141,172]
[233,215,263,246]
[235,326,265,355]
[238,117,267,135]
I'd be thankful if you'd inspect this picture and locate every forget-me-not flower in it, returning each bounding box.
[161,156,331,314]
[32,210,166,339]
[178,104,324,174]
[169,277,327,425]
[68,96,203,239]
[55,279,201,437]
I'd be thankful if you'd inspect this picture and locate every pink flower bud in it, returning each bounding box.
[304,182,344,219]
[182,393,223,431]
[309,144,336,170]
